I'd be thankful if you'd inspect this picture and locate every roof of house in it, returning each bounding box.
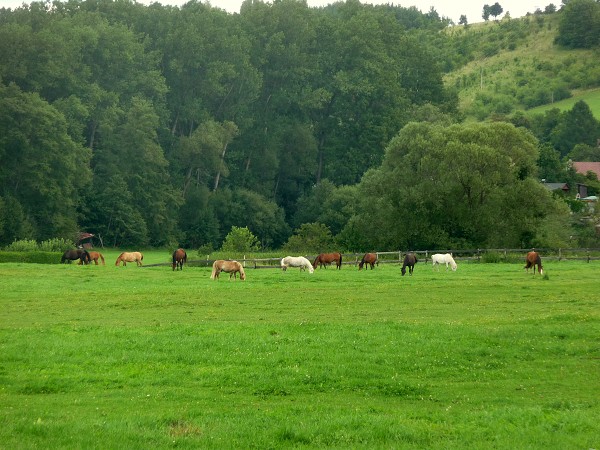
[543,182,569,191]
[572,162,600,176]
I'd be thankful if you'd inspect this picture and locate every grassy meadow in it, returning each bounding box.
[1,253,599,448]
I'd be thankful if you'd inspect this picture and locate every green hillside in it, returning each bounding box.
[444,13,600,120]
[526,88,600,119]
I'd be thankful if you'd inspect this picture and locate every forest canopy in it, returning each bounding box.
[0,0,598,250]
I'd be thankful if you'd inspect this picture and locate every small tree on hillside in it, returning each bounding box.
[482,4,491,21]
[490,2,504,19]
[459,14,468,26]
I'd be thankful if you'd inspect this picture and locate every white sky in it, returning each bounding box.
[0,0,550,24]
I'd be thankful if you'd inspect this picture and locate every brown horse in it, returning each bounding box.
[78,251,105,265]
[358,253,378,270]
[172,248,187,271]
[401,252,418,276]
[61,248,91,264]
[210,260,246,280]
[524,251,543,275]
[313,252,343,270]
[115,251,143,267]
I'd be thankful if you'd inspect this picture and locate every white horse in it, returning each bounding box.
[281,256,314,274]
[432,253,457,271]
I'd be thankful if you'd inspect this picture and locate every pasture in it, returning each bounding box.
[1,256,599,448]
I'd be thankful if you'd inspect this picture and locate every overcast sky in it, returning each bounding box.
[0,0,549,24]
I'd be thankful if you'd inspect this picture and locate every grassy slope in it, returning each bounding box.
[1,260,598,448]
[444,15,600,119]
[527,87,600,117]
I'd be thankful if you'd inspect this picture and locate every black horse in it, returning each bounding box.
[401,252,418,276]
[61,248,91,264]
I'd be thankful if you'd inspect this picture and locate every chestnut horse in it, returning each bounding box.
[210,260,246,280]
[172,248,187,271]
[61,248,91,264]
[401,252,418,276]
[78,251,105,265]
[115,251,143,267]
[313,252,342,269]
[524,251,543,275]
[358,253,378,270]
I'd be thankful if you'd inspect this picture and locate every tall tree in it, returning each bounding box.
[345,122,569,250]
[0,83,91,242]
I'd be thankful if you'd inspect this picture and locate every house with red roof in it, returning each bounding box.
[572,162,600,179]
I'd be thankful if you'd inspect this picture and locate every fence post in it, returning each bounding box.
[587,249,590,263]
[477,249,481,262]
[558,248,562,261]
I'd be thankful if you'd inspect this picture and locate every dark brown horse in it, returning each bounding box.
[78,251,105,265]
[313,252,342,270]
[524,251,543,275]
[61,248,91,264]
[358,253,378,270]
[172,248,187,271]
[401,252,418,276]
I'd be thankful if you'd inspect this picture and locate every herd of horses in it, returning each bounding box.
[60,248,545,279]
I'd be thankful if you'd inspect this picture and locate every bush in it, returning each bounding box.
[4,239,39,252]
[0,251,62,264]
[39,238,74,252]
[220,226,260,253]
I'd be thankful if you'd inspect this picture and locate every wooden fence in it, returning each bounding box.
[169,247,600,270]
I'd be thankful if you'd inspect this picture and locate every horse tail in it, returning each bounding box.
[338,253,342,269]
[99,253,105,265]
[210,261,218,279]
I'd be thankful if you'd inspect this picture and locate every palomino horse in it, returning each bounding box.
[78,251,105,265]
[524,251,543,275]
[61,248,91,264]
[401,252,418,276]
[281,256,314,274]
[432,253,457,271]
[172,248,187,271]
[313,252,342,270]
[211,260,246,280]
[115,251,143,267]
[358,253,378,270]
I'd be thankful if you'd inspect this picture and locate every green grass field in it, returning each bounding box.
[1,255,599,448]
[527,88,600,119]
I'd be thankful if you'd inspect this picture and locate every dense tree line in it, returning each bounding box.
[0,0,598,251]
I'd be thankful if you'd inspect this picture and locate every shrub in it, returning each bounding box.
[481,252,502,263]
[220,226,260,253]
[0,251,62,264]
[39,238,73,252]
[5,239,39,252]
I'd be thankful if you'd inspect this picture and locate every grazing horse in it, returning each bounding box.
[281,256,314,274]
[115,251,144,267]
[61,248,91,265]
[78,251,105,265]
[524,251,543,275]
[358,253,378,270]
[172,248,187,271]
[432,253,457,271]
[210,260,246,280]
[313,252,342,270]
[401,252,418,276]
